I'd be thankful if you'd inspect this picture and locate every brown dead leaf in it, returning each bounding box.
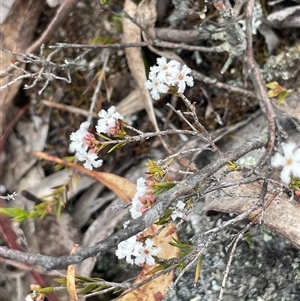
[33,151,136,202]
[204,169,300,249]
[138,0,157,38]
[67,244,79,301]
[119,223,178,301]
[122,0,159,131]
[138,0,185,64]
[116,89,146,117]
[0,0,45,131]
[119,0,183,123]
[94,171,137,203]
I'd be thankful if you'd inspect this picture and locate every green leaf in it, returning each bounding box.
[194,255,203,283]
[146,264,171,275]
[265,81,279,89]
[91,285,110,292]
[77,284,99,295]
[108,142,126,153]
[177,261,186,272]
[37,286,57,293]
[267,89,277,98]
[169,238,193,249]
[291,177,300,190]
[227,161,240,171]
[54,156,75,171]
[155,208,173,225]
[113,287,124,294]
[243,231,254,246]
[53,277,67,285]
[75,275,102,283]
[153,181,176,195]
[0,207,31,222]
[277,90,291,105]
[55,200,62,220]
[97,133,112,141]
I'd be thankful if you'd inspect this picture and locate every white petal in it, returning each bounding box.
[280,166,292,184]
[291,161,300,178]
[282,142,296,157]
[130,198,143,219]
[271,153,285,167]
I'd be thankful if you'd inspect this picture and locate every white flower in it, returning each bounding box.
[171,200,186,221]
[96,106,123,135]
[145,57,194,100]
[136,177,148,193]
[133,238,161,266]
[116,236,161,266]
[149,57,180,83]
[130,198,143,219]
[70,121,103,170]
[145,71,169,100]
[76,151,103,170]
[271,142,300,184]
[115,236,137,265]
[130,177,148,219]
[171,65,194,93]
[69,121,90,154]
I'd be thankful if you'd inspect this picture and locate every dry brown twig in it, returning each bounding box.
[26,0,79,55]
[245,0,277,159]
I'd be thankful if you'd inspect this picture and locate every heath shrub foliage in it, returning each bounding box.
[68,57,300,267]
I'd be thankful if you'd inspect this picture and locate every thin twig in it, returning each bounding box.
[26,0,79,54]
[217,231,241,301]
[41,100,97,118]
[88,50,110,123]
[245,0,277,159]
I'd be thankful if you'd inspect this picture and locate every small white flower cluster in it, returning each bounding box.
[25,295,34,301]
[171,200,186,221]
[69,106,123,170]
[130,177,148,219]
[115,235,161,266]
[96,106,124,135]
[145,57,194,100]
[271,142,300,185]
[130,177,157,219]
[69,121,103,170]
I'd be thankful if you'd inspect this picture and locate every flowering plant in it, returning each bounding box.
[115,235,161,266]
[145,57,194,100]
[2,52,299,301]
[271,142,300,186]
[69,106,124,170]
[68,57,196,172]
[67,58,300,272]
[67,58,195,268]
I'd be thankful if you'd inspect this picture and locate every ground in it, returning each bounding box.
[0,0,300,301]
